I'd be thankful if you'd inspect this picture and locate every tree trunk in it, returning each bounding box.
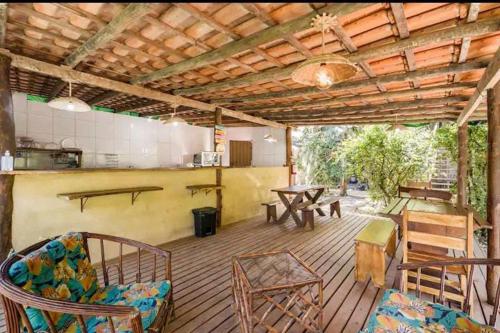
[486,82,500,304]
[0,54,15,261]
[457,123,468,210]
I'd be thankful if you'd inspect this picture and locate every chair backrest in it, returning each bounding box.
[6,232,98,331]
[408,189,452,201]
[406,180,432,189]
[402,208,473,257]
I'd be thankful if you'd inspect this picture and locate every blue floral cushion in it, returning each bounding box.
[64,280,171,333]
[8,232,98,332]
[362,289,499,333]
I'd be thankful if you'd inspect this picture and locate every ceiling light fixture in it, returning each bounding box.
[291,13,358,90]
[264,134,277,143]
[162,104,186,127]
[48,81,91,112]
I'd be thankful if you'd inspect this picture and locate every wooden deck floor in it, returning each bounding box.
[1,211,497,332]
[157,211,496,333]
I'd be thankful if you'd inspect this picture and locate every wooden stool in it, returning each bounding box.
[354,220,396,288]
[261,201,279,223]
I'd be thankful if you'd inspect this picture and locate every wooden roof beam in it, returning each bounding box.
[212,60,488,104]
[260,96,467,119]
[0,4,6,48]
[87,91,121,106]
[64,4,151,67]
[239,82,476,113]
[174,18,500,96]
[48,4,151,101]
[458,46,500,126]
[130,3,371,85]
[0,50,286,128]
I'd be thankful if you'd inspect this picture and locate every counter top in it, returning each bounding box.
[0,165,283,175]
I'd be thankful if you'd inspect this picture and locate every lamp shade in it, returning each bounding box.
[161,115,187,126]
[291,54,358,89]
[48,96,91,112]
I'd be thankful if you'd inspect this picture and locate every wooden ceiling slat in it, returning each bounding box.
[212,60,488,104]
[131,3,370,84]
[173,19,500,96]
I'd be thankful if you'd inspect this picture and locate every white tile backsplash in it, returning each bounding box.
[12,92,285,168]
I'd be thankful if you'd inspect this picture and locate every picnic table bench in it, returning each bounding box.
[298,196,341,230]
[355,219,397,288]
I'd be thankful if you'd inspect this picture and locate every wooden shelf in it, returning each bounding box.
[57,186,163,212]
[186,184,224,197]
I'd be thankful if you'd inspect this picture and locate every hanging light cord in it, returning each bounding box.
[68,81,72,97]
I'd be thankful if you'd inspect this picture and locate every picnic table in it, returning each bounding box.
[271,185,325,226]
[380,197,491,231]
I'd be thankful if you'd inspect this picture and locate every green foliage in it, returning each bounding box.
[338,126,435,204]
[434,123,488,219]
[295,127,347,187]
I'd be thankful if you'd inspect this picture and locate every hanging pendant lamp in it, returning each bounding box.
[48,81,91,112]
[291,13,358,90]
[162,104,186,126]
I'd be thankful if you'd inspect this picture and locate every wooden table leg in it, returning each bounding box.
[277,192,303,225]
[305,189,326,216]
[355,241,368,283]
[372,245,386,288]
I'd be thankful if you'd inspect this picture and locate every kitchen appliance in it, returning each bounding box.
[193,151,220,167]
[14,148,82,170]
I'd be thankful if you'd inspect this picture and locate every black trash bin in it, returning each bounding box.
[192,207,217,237]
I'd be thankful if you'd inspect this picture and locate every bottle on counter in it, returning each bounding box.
[1,150,14,171]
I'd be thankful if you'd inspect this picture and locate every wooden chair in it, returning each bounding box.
[0,232,174,333]
[408,188,453,201]
[401,208,474,306]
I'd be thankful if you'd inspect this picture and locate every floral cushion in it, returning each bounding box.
[8,232,98,332]
[64,280,171,333]
[362,289,499,333]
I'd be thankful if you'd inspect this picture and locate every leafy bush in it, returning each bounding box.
[295,127,347,187]
[338,125,435,204]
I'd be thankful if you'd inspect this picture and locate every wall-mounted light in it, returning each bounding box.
[264,134,277,143]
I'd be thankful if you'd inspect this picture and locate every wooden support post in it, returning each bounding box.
[457,123,468,210]
[214,108,222,227]
[0,54,15,260]
[286,127,293,186]
[486,82,500,304]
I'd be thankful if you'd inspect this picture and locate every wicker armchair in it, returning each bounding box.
[0,232,174,333]
[364,258,500,332]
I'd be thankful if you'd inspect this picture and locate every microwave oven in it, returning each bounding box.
[193,151,220,166]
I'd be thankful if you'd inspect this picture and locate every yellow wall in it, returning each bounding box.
[12,167,288,259]
[222,167,288,224]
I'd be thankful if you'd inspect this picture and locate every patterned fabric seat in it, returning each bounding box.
[362,289,499,333]
[64,281,171,333]
[7,232,171,333]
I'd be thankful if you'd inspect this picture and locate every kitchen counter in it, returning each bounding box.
[0,166,230,175]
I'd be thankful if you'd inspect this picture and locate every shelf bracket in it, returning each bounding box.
[80,197,88,213]
[131,191,142,205]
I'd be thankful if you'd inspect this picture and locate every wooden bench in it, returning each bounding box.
[354,220,397,288]
[261,200,280,223]
[299,196,341,230]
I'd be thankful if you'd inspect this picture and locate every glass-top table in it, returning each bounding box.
[232,250,323,332]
